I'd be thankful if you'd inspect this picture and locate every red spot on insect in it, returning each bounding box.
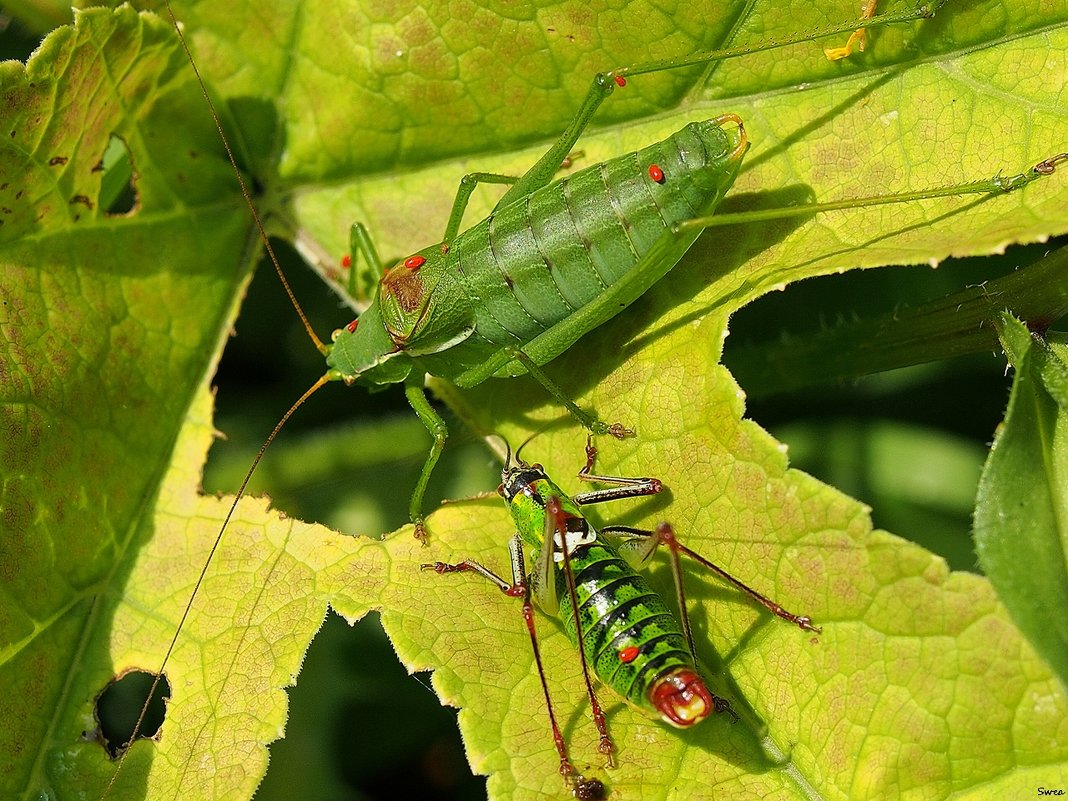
[613,75,626,87]
[341,254,352,269]
[345,319,358,333]
[404,255,426,270]
[618,646,640,663]
[648,164,665,183]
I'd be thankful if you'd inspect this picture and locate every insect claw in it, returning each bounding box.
[1035,153,1068,175]
[413,520,429,545]
[599,738,616,767]
[607,422,633,439]
[710,694,739,721]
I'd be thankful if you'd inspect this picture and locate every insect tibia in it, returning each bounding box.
[658,524,822,634]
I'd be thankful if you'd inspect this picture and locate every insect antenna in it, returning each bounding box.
[515,422,557,467]
[484,433,513,470]
[514,432,537,468]
[162,0,328,355]
[101,374,331,799]
[100,4,351,797]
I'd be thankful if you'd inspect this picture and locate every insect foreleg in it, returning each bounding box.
[570,476,662,506]
[571,436,662,504]
[404,374,449,542]
[346,222,385,303]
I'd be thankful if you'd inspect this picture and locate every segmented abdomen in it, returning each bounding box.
[558,540,695,712]
[451,120,736,349]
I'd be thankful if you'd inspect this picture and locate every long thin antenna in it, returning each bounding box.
[102,374,331,799]
[163,0,327,355]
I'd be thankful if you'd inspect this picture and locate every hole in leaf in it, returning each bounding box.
[95,670,171,758]
[97,134,138,216]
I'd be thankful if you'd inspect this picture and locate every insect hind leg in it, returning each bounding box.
[671,522,817,633]
[492,1,943,212]
[599,522,822,659]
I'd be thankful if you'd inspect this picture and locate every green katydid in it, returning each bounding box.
[166,0,1063,543]
[85,0,1068,798]
[422,439,820,795]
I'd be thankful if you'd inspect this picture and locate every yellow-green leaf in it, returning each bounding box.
[4,2,1068,801]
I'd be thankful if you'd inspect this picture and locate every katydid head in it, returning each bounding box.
[498,459,547,503]
[325,300,413,387]
[326,245,475,386]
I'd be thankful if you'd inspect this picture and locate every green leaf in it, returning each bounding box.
[0,7,262,798]
[975,314,1068,690]
[728,242,1068,396]
[771,419,988,570]
[3,2,1068,800]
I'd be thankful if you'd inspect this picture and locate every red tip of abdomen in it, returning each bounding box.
[649,668,715,727]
